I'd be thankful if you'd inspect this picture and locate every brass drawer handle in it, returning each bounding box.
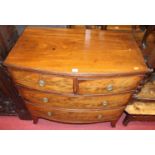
[42,97,49,103]
[97,114,103,119]
[47,112,52,116]
[101,101,108,106]
[106,84,113,91]
[38,79,45,87]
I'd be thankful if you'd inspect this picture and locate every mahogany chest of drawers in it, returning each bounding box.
[4,27,148,127]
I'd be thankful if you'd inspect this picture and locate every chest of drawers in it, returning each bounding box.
[4,27,148,127]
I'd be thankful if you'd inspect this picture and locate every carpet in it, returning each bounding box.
[0,114,155,130]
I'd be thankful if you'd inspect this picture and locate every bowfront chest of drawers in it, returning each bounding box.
[4,27,148,127]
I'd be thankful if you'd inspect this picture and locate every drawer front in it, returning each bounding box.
[78,76,142,95]
[9,69,73,93]
[19,87,132,109]
[25,102,124,123]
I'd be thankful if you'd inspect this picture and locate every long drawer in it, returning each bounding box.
[9,69,73,93]
[19,87,132,109]
[25,102,124,123]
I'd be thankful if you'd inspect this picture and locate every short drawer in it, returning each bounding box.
[25,102,124,123]
[78,76,142,95]
[9,69,73,93]
[19,87,132,109]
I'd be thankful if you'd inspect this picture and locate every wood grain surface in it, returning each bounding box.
[78,76,143,94]
[19,86,132,109]
[3,27,148,126]
[9,69,73,93]
[25,101,124,123]
[4,27,148,75]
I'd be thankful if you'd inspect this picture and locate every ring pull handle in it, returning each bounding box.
[106,84,113,91]
[101,101,108,106]
[47,112,52,117]
[42,97,49,103]
[38,80,45,87]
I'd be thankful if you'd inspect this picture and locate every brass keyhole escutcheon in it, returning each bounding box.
[106,84,113,91]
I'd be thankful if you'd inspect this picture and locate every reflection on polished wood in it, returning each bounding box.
[4,27,148,75]
[4,27,148,127]
[18,86,132,109]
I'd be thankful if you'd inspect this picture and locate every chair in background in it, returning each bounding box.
[123,47,155,126]
[123,76,155,126]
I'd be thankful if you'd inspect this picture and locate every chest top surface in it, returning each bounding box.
[4,27,148,75]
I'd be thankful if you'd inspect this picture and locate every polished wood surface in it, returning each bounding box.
[4,27,148,126]
[9,69,73,93]
[10,68,143,95]
[19,87,131,109]
[79,75,143,94]
[4,27,148,75]
[26,101,124,124]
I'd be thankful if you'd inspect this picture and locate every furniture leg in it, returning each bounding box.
[32,116,38,124]
[123,113,132,126]
[111,120,117,128]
